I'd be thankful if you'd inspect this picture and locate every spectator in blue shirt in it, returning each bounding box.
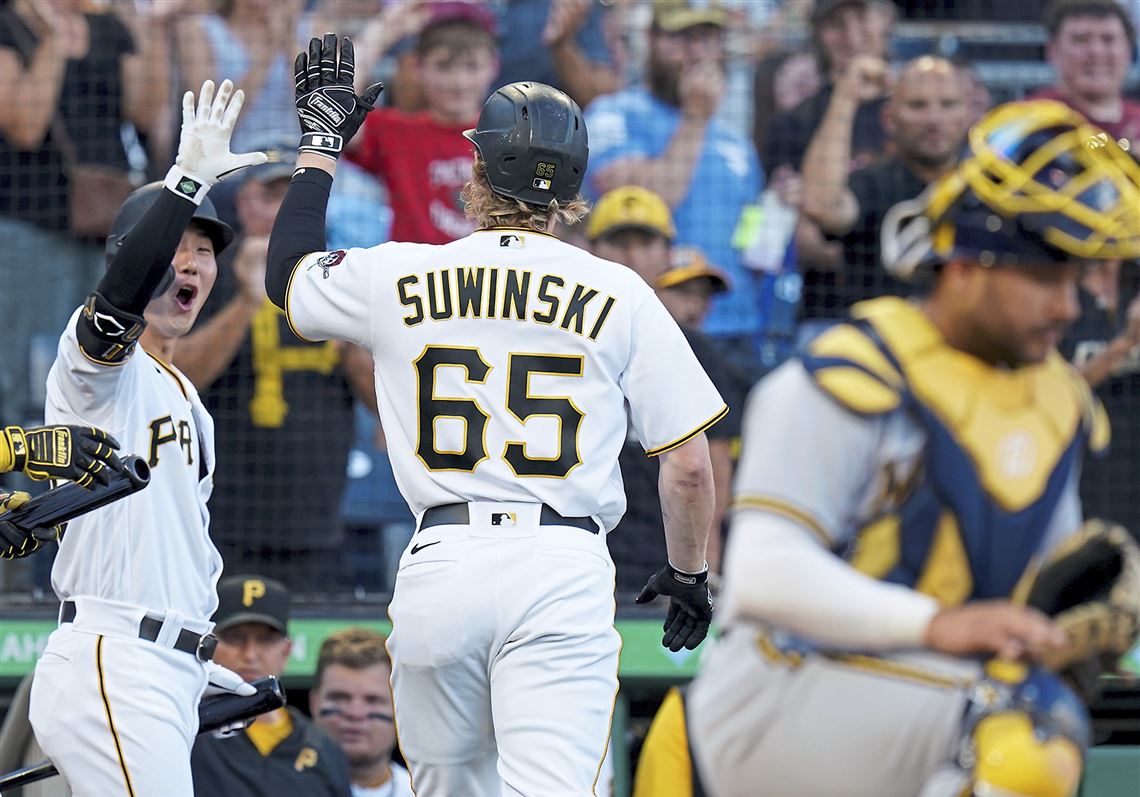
[584,0,764,377]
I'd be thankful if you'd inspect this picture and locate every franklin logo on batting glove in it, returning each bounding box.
[294,33,383,160]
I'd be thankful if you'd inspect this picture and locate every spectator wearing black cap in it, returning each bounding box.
[756,0,896,337]
[173,143,376,591]
[191,575,352,797]
[762,0,896,180]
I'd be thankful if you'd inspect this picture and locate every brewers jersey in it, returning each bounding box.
[736,297,1097,614]
[44,307,222,622]
[686,297,1103,797]
[284,228,727,531]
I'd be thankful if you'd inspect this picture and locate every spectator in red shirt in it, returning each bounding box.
[347,5,499,244]
[1032,0,1140,151]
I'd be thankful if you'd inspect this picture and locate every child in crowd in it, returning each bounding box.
[347,4,499,244]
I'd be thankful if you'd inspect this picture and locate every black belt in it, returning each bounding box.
[60,600,218,662]
[420,503,598,534]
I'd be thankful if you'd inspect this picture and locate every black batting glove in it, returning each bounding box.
[4,424,125,488]
[635,562,714,652]
[0,491,55,560]
[294,33,384,160]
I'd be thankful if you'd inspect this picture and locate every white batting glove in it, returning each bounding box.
[164,79,268,204]
[203,661,258,698]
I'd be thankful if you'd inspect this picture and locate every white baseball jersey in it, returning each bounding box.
[44,308,222,623]
[284,228,726,531]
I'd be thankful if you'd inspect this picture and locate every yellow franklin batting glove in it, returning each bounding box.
[2,425,125,488]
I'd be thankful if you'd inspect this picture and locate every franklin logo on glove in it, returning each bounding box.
[294,33,383,160]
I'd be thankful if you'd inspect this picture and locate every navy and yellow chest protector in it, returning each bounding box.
[802,297,1110,604]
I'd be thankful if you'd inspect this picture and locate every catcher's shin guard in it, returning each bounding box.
[959,661,1089,797]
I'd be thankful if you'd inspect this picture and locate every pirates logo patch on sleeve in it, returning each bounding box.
[308,250,347,279]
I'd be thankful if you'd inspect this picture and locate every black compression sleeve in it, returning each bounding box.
[266,167,333,309]
[97,189,199,315]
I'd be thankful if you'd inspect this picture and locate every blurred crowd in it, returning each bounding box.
[1,0,1138,601]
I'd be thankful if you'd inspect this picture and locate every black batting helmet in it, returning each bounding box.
[463,82,588,207]
[104,182,235,266]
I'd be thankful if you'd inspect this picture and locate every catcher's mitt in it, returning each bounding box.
[1024,519,1140,673]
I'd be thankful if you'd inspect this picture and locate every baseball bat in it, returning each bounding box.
[3,455,150,539]
[198,675,287,734]
[0,677,287,792]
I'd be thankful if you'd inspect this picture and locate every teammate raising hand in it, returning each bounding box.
[27,79,266,797]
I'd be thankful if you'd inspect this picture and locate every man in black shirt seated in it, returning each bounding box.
[192,575,352,797]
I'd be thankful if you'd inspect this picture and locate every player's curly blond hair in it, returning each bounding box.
[462,158,590,232]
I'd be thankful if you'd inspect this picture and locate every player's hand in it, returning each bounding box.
[203,661,258,698]
[636,563,714,652]
[4,424,126,488]
[175,79,268,188]
[294,34,384,160]
[923,601,1068,661]
[0,491,54,560]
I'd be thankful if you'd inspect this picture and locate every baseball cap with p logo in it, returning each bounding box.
[213,574,291,635]
[586,186,677,243]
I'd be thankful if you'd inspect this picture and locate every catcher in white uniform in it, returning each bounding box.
[688,100,1140,797]
[266,35,725,796]
[28,80,266,796]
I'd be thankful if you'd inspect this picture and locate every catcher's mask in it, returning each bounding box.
[882,99,1140,281]
[463,81,588,208]
[104,182,235,296]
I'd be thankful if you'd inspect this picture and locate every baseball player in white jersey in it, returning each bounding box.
[265,35,725,796]
[686,101,1140,797]
[28,79,267,797]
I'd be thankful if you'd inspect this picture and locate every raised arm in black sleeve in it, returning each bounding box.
[97,190,199,314]
[266,166,334,310]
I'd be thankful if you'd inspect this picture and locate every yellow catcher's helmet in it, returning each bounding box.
[882,100,1140,281]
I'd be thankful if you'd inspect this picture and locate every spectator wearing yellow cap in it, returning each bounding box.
[585,185,676,286]
[656,246,731,329]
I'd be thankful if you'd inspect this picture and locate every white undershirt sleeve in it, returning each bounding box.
[720,510,940,650]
